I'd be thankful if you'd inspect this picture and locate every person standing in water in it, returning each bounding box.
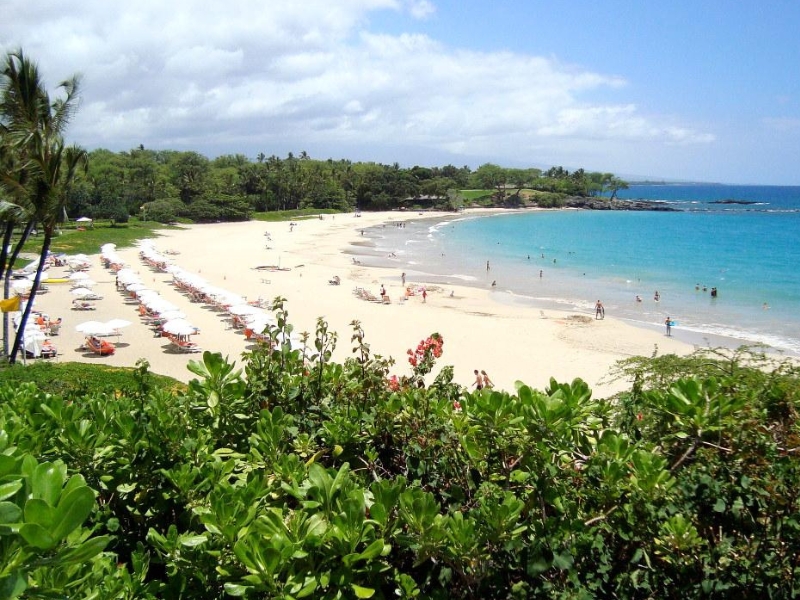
[595,300,605,319]
[665,316,672,336]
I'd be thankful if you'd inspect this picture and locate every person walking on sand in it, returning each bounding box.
[595,300,605,319]
[481,370,494,389]
[401,272,406,286]
[421,288,427,303]
[665,316,672,336]
[472,370,483,390]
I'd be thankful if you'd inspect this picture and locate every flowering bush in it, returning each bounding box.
[406,333,444,377]
[387,374,401,391]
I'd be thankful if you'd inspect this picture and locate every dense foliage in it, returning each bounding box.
[0,303,798,598]
[62,150,628,224]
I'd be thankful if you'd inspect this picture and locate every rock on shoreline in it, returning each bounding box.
[561,197,678,211]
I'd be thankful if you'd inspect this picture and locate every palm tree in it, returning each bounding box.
[1,49,87,363]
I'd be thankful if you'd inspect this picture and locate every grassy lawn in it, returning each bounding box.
[14,220,178,260]
[250,208,340,222]
[459,189,494,201]
[0,361,186,396]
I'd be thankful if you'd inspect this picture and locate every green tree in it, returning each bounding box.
[472,163,508,201]
[0,49,88,363]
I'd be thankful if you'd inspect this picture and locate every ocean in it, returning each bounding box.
[357,184,800,357]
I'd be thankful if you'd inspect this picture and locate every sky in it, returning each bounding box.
[2,1,800,185]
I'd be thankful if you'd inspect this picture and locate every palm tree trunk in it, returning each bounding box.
[3,221,34,358]
[0,222,14,281]
[8,225,51,363]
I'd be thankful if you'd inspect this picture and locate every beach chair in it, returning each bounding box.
[47,318,62,335]
[72,300,96,311]
[170,337,201,353]
[85,336,115,356]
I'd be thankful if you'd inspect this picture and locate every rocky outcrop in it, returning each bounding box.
[560,197,677,211]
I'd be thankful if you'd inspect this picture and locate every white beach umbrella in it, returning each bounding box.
[212,292,246,306]
[76,321,115,336]
[100,243,116,252]
[70,279,96,288]
[246,316,276,333]
[116,268,139,283]
[245,311,276,324]
[70,287,96,297]
[11,280,33,291]
[125,282,147,292]
[228,304,262,317]
[135,290,160,301]
[144,299,179,314]
[105,319,132,330]
[69,272,90,280]
[157,309,187,321]
[75,320,105,332]
[162,319,198,336]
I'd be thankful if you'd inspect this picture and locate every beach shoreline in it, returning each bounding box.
[24,209,701,397]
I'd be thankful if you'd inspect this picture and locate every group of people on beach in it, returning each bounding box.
[472,369,493,391]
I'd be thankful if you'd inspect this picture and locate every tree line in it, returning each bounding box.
[68,150,629,224]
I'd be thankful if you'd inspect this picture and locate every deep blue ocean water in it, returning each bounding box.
[359,185,800,357]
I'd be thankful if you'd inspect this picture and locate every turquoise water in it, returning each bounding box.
[361,185,800,356]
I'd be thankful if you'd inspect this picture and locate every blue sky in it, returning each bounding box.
[2,1,799,184]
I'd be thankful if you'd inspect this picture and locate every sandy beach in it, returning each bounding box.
[25,210,697,397]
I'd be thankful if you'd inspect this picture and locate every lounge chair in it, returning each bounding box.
[47,318,62,335]
[169,336,201,353]
[329,275,341,285]
[72,300,96,311]
[85,336,115,356]
[353,287,382,302]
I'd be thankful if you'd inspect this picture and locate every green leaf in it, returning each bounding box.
[0,455,19,478]
[223,583,250,597]
[0,480,23,502]
[552,552,574,570]
[51,486,95,541]
[179,534,208,547]
[0,571,27,599]
[56,536,110,565]
[24,498,55,529]
[351,584,375,598]
[19,522,56,549]
[712,499,726,513]
[0,501,22,525]
[31,462,65,505]
[355,538,386,562]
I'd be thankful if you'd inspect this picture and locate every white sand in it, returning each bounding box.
[28,210,696,397]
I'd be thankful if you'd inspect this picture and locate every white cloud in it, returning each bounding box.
[405,0,436,20]
[0,0,715,172]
